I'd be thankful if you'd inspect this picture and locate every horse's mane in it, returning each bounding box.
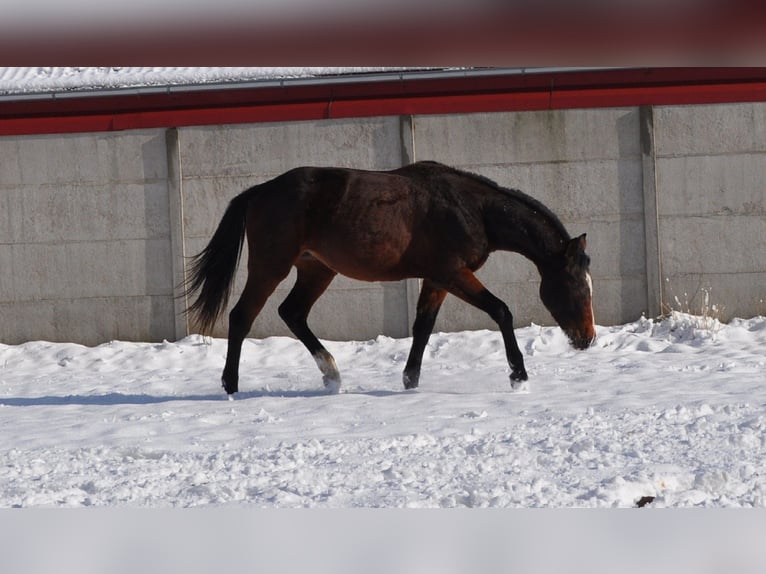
[422,161,572,241]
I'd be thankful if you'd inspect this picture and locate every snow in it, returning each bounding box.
[1,311,764,508]
[0,67,420,95]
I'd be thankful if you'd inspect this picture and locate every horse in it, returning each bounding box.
[184,161,595,395]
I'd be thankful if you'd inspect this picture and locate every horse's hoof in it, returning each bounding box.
[402,372,419,390]
[510,378,530,392]
[323,375,341,395]
[510,368,528,382]
[221,377,238,395]
[510,368,529,392]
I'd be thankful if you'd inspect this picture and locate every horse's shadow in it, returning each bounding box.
[0,388,403,407]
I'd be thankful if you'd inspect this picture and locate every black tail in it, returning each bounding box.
[184,190,252,334]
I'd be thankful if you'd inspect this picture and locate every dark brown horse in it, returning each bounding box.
[185,161,595,395]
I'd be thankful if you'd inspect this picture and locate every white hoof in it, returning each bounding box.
[323,376,342,395]
[510,379,530,393]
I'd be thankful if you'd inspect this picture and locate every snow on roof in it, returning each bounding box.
[0,67,425,96]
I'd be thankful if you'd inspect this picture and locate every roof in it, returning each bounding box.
[2,67,766,136]
[0,67,433,96]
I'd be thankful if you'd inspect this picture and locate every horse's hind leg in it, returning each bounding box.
[222,271,287,394]
[278,255,341,392]
[403,279,447,389]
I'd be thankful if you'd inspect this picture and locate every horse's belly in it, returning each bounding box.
[304,227,417,282]
[305,245,410,282]
[302,194,426,280]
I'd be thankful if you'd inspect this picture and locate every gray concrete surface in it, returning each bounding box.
[1,130,176,344]
[653,103,766,320]
[1,104,764,344]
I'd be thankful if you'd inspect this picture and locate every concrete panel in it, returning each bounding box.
[659,215,766,275]
[0,130,168,186]
[656,154,766,217]
[653,102,766,322]
[7,242,67,301]
[475,250,541,284]
[0,182,170,244]
[413,108,640,166]
[0,188,17,243]
[0,301,56,344]
[180,176,256,240]
[54,296,176,344]
[471,158,644,221]
[591,277,648,326]
[662,272,766,322]
[0,128,175,345]
[654,103,766,156]
[0,245,13,297]
[583,217,647,279]
[0,296,175,345]
[8,239,172,302]
[179,117,402,179]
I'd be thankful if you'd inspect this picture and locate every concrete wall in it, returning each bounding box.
[0,130,176,344]
[652,103,766,319]
[1,103,764,344]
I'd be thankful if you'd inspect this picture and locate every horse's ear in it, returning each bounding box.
[565,233,587,258]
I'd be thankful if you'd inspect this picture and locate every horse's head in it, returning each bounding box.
[539,233,596,350]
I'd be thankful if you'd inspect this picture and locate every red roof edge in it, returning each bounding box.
[3,68,766,136]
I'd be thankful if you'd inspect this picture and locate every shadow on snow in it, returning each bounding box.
[0,388,404,407]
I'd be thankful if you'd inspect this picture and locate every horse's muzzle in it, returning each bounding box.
[572,337,595,350]
[567,328,596,350]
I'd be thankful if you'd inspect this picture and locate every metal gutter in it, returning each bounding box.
[0,67,610,103]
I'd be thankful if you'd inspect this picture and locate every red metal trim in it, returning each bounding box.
[3,68,766,136]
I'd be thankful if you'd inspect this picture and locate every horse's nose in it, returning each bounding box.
[569,328,595,350]
[574,336,595,350]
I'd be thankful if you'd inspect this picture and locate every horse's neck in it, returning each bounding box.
[484,194,569,267]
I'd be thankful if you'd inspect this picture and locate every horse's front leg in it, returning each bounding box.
[402,280,447,389]
[493,307,528,387]
[447,270,528,388]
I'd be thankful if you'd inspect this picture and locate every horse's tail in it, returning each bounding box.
[184,188,253,334]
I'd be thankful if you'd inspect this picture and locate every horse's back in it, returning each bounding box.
[245,163,490,281]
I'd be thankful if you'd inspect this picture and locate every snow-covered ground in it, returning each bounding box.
[1,312,764,508]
